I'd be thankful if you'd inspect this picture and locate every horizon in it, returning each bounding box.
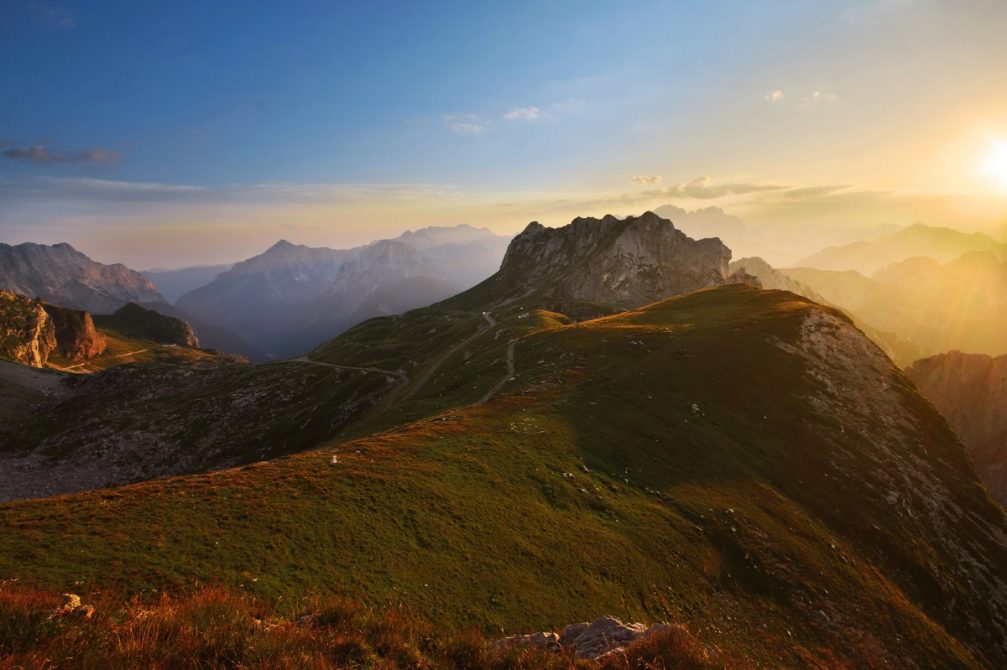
[2,1,1007,267]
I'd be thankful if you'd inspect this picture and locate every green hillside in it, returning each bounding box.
[2,286,1004,668]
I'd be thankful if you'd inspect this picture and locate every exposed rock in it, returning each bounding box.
[53,593,94,619]
[491,631,561,653]
[907,351,1007,505]
[492,617,678,659]
[0,291,57,367]
[730,257,823,301]
[0,242,164,313]
[726,267,762,288]
[1,291,108,367]
[561,617,677,659]
[43,303,107,361]
[494,212,730,312]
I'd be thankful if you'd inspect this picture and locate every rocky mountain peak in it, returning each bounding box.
[493,211,731,310]
[0,242,163,314]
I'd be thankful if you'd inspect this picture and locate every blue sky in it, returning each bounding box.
[2,0,1006,267]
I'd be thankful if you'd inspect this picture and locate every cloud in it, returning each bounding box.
[632,175,662,185]
[2,144,121,165]
[783,184,851,199]
[763,89,785,103]
[803,90,839,103]
[443,114,485,134]
[503,106,541,121]
[446,122,484,134]
[654,176,788,200]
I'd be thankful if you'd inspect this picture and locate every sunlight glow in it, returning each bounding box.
[982,140,1007,192]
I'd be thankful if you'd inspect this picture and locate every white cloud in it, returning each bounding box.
[631,175,662,185]
[447,122,484,134]
[804,90,839,103]
[503,106,541,121]
[442,114,485,134]
[763,89,785,103]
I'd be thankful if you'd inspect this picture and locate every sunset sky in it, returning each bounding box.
[2,0,1006,267]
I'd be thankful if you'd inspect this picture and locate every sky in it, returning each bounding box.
[1,0,1007,268]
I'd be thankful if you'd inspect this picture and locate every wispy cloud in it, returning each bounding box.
[2,144,120,165]
[803,90,839,103]
[503,106,541,121]
[763,89,785,103]
[631,175,662,185]
[654,176,787,199]
[782,184,850,199]
[447,122,484,134]
[443,114,485,134]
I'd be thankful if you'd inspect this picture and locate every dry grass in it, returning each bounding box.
[0,585,739,669]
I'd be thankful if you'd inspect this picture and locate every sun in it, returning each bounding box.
[981,140,1007,192]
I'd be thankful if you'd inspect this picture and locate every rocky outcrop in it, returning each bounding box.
[730,257,825,302]
[492,211,730,311]
[1,291,107,367]
[907,351,1007,505]
[0,291,57,367]
[43,304,107,362]
[0,242,164,313]
[95,303,199,347]
[493,617,685,660]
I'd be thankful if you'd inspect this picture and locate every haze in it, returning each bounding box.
[2,0,1007,268]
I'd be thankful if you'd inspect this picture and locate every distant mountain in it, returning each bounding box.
[730,257,922,365]
[138,301,264,359]
[784,252,1007,362]
[142,264,232,303]
[448,211,729,317]
[176,225,511,358]
[797,223,1007,274]
[907,351,1007,506]
[0,242,164,313]
[93,303,199,348]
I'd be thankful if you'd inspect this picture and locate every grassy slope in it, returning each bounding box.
[1,286,1003,667]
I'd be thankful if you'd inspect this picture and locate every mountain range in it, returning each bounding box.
[0,242,164,313]
[797,223,1007,274]
[1,212,1006,667]
[176,224,511,357]
[783,252,1007,361]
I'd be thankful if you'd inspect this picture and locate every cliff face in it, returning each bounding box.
[0,292,107,367]
[495,211,730,310]
[42,304,107,362]
[0,291,57,367]
[0,242,164,313]
[907,351,1007,505]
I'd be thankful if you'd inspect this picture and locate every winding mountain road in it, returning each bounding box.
[403,311,498,400]
[477,337,517,405]
[289,356,408,382]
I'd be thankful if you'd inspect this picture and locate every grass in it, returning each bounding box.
[0,585,736,669]
[1,286,1004,667]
